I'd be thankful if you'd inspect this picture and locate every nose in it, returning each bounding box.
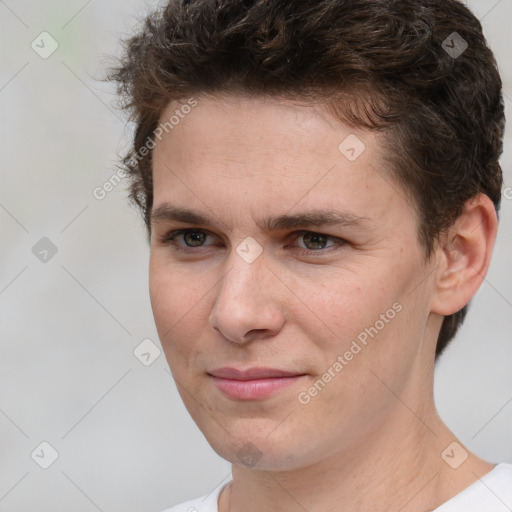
[208,251,286,344]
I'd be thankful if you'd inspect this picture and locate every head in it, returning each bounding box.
[111,0,504,470]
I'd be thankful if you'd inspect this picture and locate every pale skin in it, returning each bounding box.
[149,93,497,512]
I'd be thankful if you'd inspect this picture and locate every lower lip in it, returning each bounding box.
[210,375,305,400]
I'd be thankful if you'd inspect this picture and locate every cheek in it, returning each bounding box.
[289,265,416,387]
[283,268,394,349]
[150,256,202,319]
[149,259,206,360]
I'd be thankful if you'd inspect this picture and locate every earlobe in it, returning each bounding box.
[430,194,498,316]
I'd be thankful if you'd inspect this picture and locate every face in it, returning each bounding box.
[149,94,439,471]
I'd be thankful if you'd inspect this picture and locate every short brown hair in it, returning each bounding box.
[110,0,505,358]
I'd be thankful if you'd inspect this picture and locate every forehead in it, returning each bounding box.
[156,93,374,161]
[151,93,412,230]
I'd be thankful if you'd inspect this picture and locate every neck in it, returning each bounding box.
[222,392,493,512]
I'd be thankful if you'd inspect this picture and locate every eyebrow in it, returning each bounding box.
[151,204,371,231]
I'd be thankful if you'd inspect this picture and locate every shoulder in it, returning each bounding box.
[434,463,512,511]
[160,481,231,512]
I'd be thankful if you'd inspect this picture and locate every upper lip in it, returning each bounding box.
[208,367,305,380]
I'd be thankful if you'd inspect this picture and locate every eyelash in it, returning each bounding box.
[159,228,346,257]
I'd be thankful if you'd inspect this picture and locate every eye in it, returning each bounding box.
[158,228,346,257]
[289,230,345,254]
[159,228,216,251]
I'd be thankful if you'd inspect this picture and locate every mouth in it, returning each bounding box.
[207,367,308,400]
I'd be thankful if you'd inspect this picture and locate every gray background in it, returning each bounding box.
[0,1,510,510]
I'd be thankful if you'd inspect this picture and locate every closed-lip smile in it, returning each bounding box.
[208,367,305,380]
[208,367,307,400]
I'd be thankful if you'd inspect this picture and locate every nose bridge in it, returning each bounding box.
[219,253,258,302]
[209,248,283,343]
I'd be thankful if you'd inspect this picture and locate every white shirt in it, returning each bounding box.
[161,463,512,512]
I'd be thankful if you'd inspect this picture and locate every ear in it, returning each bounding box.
[430,194,498,316]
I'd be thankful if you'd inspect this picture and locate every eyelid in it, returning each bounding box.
[289,230,342,242]
[161,228,217,244]
[286,230,345,251]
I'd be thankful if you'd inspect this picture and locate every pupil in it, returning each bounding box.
[185,232,206,247]
[304,232,327,250]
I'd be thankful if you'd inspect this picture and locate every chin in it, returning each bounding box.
[199,419,310,472]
